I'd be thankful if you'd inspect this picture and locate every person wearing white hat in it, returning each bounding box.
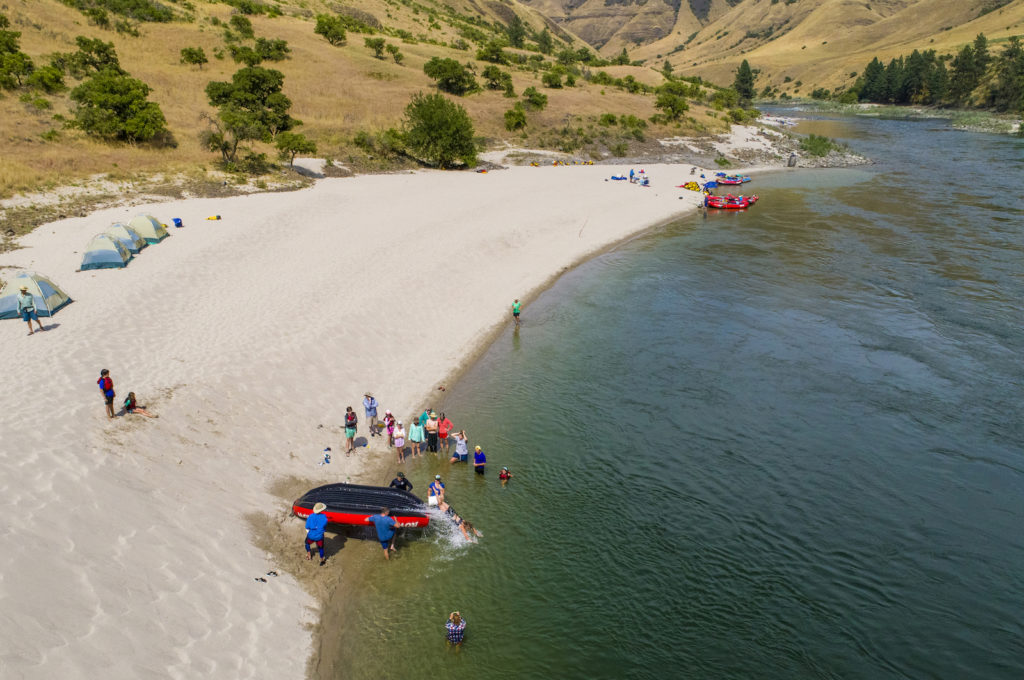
[363,392,379,436]
[393,420,406,463]
[17,285,44,335]
[304,502,329,566]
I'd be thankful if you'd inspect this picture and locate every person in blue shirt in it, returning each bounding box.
[428,475,445,504]
[473,446,486,475]
[305,502,329,566]
[363,392,379,436]
[368,507,398,560]
[446,612,466,645]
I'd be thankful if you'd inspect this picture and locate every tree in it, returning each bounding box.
[382,44,402,65]
[950,45,978,103]
[859,57,886,102]
[314,15,347,46]
[542,70,562,88]
[58,36,124,78]
[26,65,65,93]
[180,46,208,69]
[733,59,756,106]
[70,69,169,144]
[229,45,262,66]
[482,65,513,94]
[0,12,21,55]
[365,37,386,59]
[275,131,317,167]
[506,16,526,48]
[655,92,689,119]
[204,66,299,162]
[255,38,290,62]
[534,28,553,55]
[973,33,990,77]
[0,51,33,88]
[423,57,478,95]
[521,86,547,111]
[989,36,1024,113]
[504,102,526,131]
[613,48,630,66]
[662,60,673,78]
[402,92,476,168]
[476,40,509,65]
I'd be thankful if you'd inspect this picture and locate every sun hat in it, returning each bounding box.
[313,502,327,514]
[19,285,28,292]
[365,391,373,397]
[385,409,392,415]
[397,471,405,478]
[435,474,442,479]
[429,411,437,417]
[397,420,402,425]
[474,446,481,451]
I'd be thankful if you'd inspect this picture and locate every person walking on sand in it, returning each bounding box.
[124,392,158,418]
[363,392,379,436]
[424,411,439,454]
[473,446,487,475]
[17,286,44,335]
[450,430,469,463]
[438,412,454,455]
[446,612,467,645]
[368,507,398,560]
[408,417,425,458]
[512,298,522,328]
[393,420,406,463]
[305,502,329,566]
[97,369,116,419]
[389,471,412,492]
[344,406,358,455]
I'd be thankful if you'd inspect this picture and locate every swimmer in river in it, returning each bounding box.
[438,501,482,541]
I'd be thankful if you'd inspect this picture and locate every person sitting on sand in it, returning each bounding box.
[305,502,329,566]
[450,430,469,464]
[123,392,158,418]
[446,612,466,645]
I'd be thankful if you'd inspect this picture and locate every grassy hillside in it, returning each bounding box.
[633,0,1024,94]
[0,0,731,199]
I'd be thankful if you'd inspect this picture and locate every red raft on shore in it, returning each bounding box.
[704,193,759,209]
[293,483,431,528]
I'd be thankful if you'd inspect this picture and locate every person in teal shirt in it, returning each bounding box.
[408,418,425,458]
[17,286,44,335]
[512,298,521,328]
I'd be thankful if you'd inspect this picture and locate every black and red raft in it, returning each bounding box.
[292,483,431,529]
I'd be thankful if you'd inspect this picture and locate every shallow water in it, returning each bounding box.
[331,114,1024,679]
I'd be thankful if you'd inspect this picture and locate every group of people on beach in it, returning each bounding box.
[96,369,157,419]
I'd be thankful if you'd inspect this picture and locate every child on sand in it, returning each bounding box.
[124,392,158,418]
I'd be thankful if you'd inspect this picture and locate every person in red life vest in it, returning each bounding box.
[97,369,116,419]
[499,466,513,486]
[124,392,157,418]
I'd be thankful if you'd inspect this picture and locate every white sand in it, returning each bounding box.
[0,164,705,679]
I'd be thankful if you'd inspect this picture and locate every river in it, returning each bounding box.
[329,112,1024,679]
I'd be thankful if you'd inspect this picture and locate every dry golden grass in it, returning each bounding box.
[638,0,1024,91]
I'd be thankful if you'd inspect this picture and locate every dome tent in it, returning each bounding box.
[127,214,169,244]
[0,271,73,319]
[81,233,132,270]
[105,222,147,254]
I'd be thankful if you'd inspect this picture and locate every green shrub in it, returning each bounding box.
[365,37,386,59]
[598,113,617,126]
[423,57,477,95]
[504,102,526,131]
[476,40,509,65]
[609,141,627,156]
[180,46,208,69]
[27,66,65,93]
[229,15,254,39]
[385,44,403,64]
[70,69,170,144]
[521,86,547,111]
[799,133,838,157]
[714,156,731,167]
[314,15,347,46]
[655,93,689,120]
[275,131,316,167]
[402,92,476,168]
[542,71,562,88]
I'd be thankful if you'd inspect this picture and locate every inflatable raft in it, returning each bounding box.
[715,173,752,185]
[293,483,431,528]
[705,193,759,209]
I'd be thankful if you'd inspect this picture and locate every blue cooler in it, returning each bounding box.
[172,217,183,228]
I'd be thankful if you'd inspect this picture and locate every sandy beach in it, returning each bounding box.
[0,162,709,678]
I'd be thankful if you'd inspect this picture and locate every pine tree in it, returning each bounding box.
[950,45,978,103]
[973,34,990,78]
[733,59,756,106]
[859,58,886,102]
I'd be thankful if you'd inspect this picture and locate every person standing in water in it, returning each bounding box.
[473,445,486,475]
[389,471,412,492]
[450,430,469,463]
[408,417,425,458]
[512,298,522,328]
[368,507,398,560]
[424,411,439,454]
[438,412,454,456]
[305,502,329,566]
[446,612,467,645]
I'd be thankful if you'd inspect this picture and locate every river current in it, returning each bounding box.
[331,112,1024,679]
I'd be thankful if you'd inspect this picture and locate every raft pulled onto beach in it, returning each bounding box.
[292,483,430,528]
[704,193,759,209]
